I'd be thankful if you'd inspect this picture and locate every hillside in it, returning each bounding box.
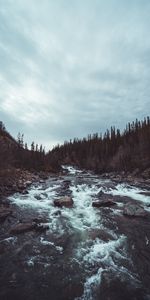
[49,117,150,178]
[0,122,18,168]
[0,122,59,197]
[0,121,60,172]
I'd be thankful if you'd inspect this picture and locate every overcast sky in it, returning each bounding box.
[0,0,150,150]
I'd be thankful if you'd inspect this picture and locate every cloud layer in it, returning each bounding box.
[0,0,150,149]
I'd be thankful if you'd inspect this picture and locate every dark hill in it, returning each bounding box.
[0,122,18,169]
[0,121,60,198]
[48,117,150,177]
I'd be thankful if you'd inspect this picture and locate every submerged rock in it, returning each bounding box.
[54,196,74,208]
[92,199,116,208]
[123,203,147,217]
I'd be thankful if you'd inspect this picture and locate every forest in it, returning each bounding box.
[0,121,59,172]
[0,117,150,175]
[49,116,150,174]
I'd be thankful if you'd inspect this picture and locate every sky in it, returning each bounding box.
[0,0,150,150]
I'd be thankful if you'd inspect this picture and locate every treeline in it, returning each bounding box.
[0,122,59,172]
[49,117,150,174]
[16,133,46,171]
[1,117,150,175]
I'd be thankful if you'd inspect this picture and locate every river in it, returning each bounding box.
[0,166,150,300]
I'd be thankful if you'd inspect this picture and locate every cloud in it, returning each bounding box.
[0,0,150,149]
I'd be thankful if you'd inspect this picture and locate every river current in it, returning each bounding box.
[0,166,150,300]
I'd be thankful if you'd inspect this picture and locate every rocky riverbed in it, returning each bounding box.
[0,166,150,300]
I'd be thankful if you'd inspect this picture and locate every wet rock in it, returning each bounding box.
[139,191,150,196]
[132,168,140,176]
[15,241,32,255]
[32,217,49,224]
[99,271,145,300]
[142,168,150,179]
[123,203,147,217]
[39,173,49,180]
[0,244,5,255]
[25,180,32,186]
[53,210,62,216]
[97,190,105,197]
[0,207,12,222]
[10,222,36,234]
[63,180,71,189]
[22,190,28,195]
[88,229,114,242]
[92,199,116,208]
[62,282,84,300]
[39,180,44,183]
[34,194,42,200]
[41,192,48,198]
[35,223,49,232]
[54,196,74,208]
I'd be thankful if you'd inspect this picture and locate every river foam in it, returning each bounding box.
[7,165,148,299]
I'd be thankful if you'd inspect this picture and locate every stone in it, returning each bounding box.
[10,222,36,234]
[139,191,150,197]
[52,210,62,216]
[132,168,139,176]
[142,168,150,179]
[97,190,105,197]
[62,283,83,299]
[39,180,44,183]
[34,194,42,200]
[22,190,28,195]
[41,192,48,198]
[88,229,114,242]
[92,199,116,208]
[32,217,48,223]
[34,223,49,232]
[54,196,74,208]
[123,203,147,217]
[25,180,32,186]
[0,207,12,222]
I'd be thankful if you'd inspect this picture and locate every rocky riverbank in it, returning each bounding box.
[100,168,150,189]
[0,168,58,199]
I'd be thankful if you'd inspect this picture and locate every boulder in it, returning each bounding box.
[123,203,147,217]
[10,222,36,234]
[54,196,74,208]
[97,190,105,197]
[0,207,12,222]
[88,229,114,242]
[92,199,116,208]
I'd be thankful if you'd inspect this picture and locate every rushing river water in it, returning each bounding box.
[0,166,150,300]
